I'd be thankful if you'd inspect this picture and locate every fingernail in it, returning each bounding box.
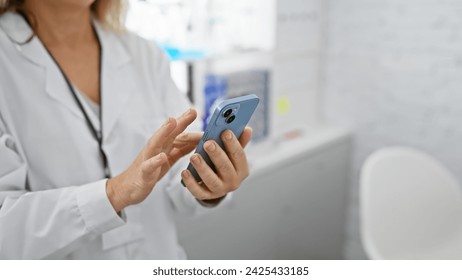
[182,109,191,117]
[163,118,172,127]
[191,155,200,164]
[225,131,233,140]
[182,170,190,178]
[206,142,216,152]
[157,153,165,161]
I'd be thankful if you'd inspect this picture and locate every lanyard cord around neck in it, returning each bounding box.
[36,31,112,179]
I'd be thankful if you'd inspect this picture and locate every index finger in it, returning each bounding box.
[168,108,198,142]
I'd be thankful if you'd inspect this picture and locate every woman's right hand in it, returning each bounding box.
[106,108,200,212]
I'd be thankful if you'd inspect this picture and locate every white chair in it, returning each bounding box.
[360,147,462,259]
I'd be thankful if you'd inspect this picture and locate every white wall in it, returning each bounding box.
[323,0,462,259]
[272,0,325,137]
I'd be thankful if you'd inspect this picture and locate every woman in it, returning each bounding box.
[0,0,252,259]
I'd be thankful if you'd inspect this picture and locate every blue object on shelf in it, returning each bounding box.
[160,45,206,61]
[203,75,227,130]
[202,70,270,142]
[224,70,270,142]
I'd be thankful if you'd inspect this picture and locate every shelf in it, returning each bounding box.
[169,48,273,63]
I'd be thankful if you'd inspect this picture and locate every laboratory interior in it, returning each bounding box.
[126,0,462,260]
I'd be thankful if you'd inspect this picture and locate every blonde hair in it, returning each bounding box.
[0,0,126,31]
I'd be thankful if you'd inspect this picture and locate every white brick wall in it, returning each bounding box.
[322,0,462,259]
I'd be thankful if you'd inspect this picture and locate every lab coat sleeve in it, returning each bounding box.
[0,117,125,259]
[153,45,232,216]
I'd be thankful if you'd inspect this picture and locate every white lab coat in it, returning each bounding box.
[0,12,224,259]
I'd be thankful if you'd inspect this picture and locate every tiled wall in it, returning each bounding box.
[322,0,462,259]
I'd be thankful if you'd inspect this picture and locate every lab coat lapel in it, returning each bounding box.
[94,22,135,139]
[44,57,85,119]
[0,12,136,134]
[0,12,85,119]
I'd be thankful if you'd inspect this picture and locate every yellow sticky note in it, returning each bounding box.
[277,96,290,115]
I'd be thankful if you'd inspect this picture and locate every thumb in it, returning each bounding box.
[141,152,168,182]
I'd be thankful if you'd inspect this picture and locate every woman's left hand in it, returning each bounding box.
[181,127,253,203]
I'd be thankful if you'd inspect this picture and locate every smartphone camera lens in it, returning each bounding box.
[223,109,233,118]
[226,115,236,124]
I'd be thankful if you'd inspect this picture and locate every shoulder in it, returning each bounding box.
[0,12,29,59]
[120,31,164,56]
[109,28,170,72]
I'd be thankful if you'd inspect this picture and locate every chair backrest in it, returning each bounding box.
[360,147,462,259]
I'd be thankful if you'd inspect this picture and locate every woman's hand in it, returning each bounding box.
[106,108,201,212]
[181,127,253,204]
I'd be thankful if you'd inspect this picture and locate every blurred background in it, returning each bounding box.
[125,0,462,260]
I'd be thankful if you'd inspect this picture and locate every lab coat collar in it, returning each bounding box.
[0,12,46,66]
[0,12,135,139]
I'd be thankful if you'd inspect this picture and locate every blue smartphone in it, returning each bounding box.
[182,94,260,186]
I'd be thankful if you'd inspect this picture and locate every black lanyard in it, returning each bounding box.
[36,29,112,179]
